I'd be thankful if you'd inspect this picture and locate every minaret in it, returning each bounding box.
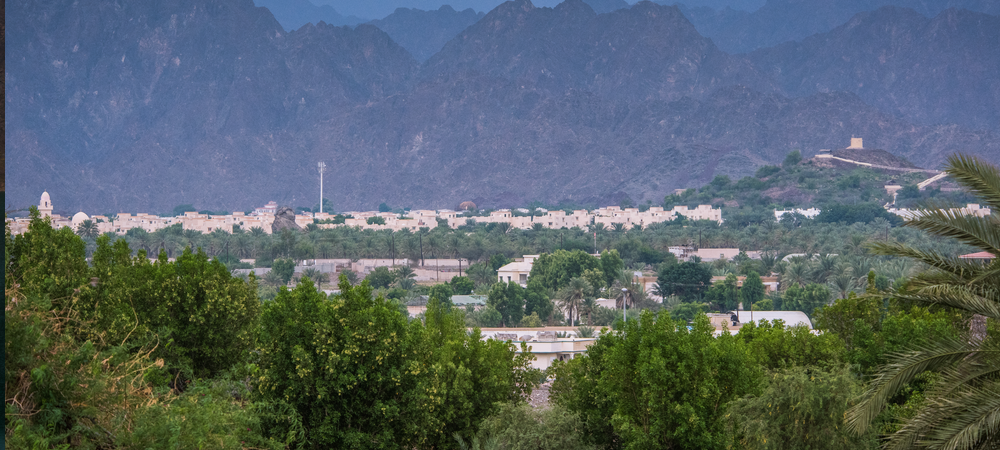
[39,191,53,218]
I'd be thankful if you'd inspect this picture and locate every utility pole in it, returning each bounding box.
[317,162,326,214]
[419,233,424,266]
[621,288,628,324]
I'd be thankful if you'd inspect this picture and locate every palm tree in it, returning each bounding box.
[580,297,598,325]
[827,270,858,299]
[846,155,1000,449]
[557,277,590,326]
[76,220,99,239]
[301,268,329,285]
[782,262,808,289]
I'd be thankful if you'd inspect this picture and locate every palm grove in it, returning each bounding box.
[5,155,998,449]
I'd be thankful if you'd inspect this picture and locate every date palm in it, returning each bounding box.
[76,219,99,239]
[557,277,590,326]
[846,154,1000,450]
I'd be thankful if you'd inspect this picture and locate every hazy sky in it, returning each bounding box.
[314,0,766,20]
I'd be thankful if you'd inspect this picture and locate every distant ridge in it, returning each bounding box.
[5,0,999,214]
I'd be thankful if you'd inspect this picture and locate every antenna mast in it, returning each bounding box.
[317,162,326,214]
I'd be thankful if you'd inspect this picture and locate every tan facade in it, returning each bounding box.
[8,191,723,237]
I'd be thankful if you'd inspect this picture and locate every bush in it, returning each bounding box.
[551,312,761,449]
[727,365,868,449]
[783,150,802,167]
[520,312,543,327]
[256,278,537,448]
[755,165,781,178]
[472,403,596,450]
[450,275,475,294]
[80,239,261,378]
[271,258,296,284]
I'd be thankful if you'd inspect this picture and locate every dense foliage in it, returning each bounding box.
[5,156,992,449]
[255,279,538,448]
[552,312,763,449]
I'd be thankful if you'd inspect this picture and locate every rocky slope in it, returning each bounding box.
[748,6,1000,131]
[5,0,999,214]
[421,0,774,102]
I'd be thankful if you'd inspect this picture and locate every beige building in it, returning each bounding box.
[497,255,540,286]
[710,275,780,294]
[694,248,741,262]
[8,191,723,238]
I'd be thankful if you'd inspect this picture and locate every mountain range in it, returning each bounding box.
[5,0,999,214]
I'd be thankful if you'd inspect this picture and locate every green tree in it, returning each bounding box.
[783,150,802,168]
[655,261,712,302]
[271,258,296,284]
[600,249,625,288]
[524,279,554,324]
[7,208,89,305]
[846,155,1000,449]
[783,283,831,316]
[552,311,761,449]
[473,403,595,450]
[487,281,525,327]
[451,276,475,295]
[529,250,602,292]
[736,319,846,370]
[705,273,740,311]
[741,271,766,312]
[256,278,428,448]
[420,296,539,448]
[465,261,496,287]
[429,282,454,305]
[488,253,511,272]
[76,219,99,239]
[300,268,329,285]
[367,216,386,225]
[475,306,503,328]
[81,240,261,377]
[365,266,396,289]
[519,312,543,328]
[671,302,706,322]
[556,277,590,326]
[727,365,867,450]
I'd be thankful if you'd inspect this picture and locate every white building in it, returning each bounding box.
[774,208,821,220]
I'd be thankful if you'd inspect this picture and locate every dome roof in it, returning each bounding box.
[459,201,477,211]
[72,211,90,225]
[39,191,52,208]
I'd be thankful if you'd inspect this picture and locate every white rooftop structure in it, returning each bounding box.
[737,311,812,329]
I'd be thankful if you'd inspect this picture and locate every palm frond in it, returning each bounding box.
[846,337,988,435]
[888,285,1000,320]
[945,154,1000,212]
[924,347,1000,402]
[869,242,991,282]
[893,382,1000,450]
[899,207,1000,257]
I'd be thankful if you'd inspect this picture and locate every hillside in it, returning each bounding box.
[748,6,1000,131]
[5,0,1000,214]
